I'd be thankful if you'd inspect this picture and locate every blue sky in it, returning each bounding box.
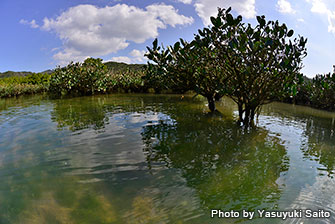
[0,0,334,77]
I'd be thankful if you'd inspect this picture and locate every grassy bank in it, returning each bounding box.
[0,73,50,97]
[0,83,47,98]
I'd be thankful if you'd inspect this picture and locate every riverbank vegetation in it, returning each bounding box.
[1,7,335,126]
[49,58,147,95]
[288,72,335,111]
[0,60,147,98]
[0,73,50,97]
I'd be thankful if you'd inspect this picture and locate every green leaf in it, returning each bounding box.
[173,42,180,52]
[292,85,297,96]
[246,27,253,35]
[256,16,265,28]
[254,41,261,50]
[153,38,158,49]
[226,14,234,25]
[287,30,294,37]
[210,16,217,26]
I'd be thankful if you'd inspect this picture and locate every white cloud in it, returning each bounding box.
[306,0,335,33]
[110,56,133,64]
[177,0,192,4]
[194,0,256,26]
[146,4,193,27]
[129,49,146,62]
[276,0,296,14]
[329,14,335,33]
[39,3,193,65]
[52,49,91,66]
[308,0,328,14]
[20,19,39,28]
[109,49,147,64]
[297,18,305,22]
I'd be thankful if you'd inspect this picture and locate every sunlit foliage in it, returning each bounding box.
[145,7,307,126]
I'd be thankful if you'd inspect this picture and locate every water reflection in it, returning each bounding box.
[260,102,335,177]
[51,96,109,131]
[0,94,46,112]
[141,114,290,212]
[302,117,335,177]
[257,102,335,223]
[49,94,210,132]
[2,94,335,223]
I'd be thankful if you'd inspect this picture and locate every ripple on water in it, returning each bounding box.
[2,95,335,224]
[282,175,335,224]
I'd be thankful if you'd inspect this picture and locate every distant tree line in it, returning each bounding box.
[0,60,147,98]
[282,70,335,111]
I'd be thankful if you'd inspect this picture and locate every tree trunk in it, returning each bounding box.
[237,102,257,127]
[238,103,243,123]
[249,107,256,127]
[214,93,222,101]
[244,107,250,126]
[242,107,256,127]
[207,96,216,112]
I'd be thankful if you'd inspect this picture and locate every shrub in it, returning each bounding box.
[310,73,335,110]
[107,70,146,93]
[49,58,109,95]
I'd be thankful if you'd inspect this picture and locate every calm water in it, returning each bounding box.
[0,94,335,224]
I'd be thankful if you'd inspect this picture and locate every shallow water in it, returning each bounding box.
[0,94,335,223]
